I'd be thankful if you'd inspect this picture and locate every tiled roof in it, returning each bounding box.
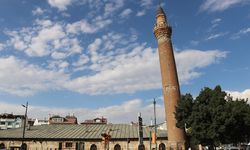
[0,124,167,140]
[0,113,24,119]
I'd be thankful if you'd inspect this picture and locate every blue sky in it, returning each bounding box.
[0,0,249,124]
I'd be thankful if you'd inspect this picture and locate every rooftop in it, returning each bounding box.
[0,124,167,140]
[0,113,24,119]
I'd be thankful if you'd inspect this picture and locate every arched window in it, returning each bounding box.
[21,143,27,150]
[114,144,121,150]
[138,144,145,150]
[159,143,166,150]
[0,143,5,149]
[90,144,97,150]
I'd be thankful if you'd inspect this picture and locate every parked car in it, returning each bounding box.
[217,145,244,150]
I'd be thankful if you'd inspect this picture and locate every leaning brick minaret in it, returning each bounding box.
[153,6,186,150]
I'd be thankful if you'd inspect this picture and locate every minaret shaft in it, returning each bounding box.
[154,7,186,150]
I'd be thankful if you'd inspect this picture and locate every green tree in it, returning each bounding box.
[175,93,193,129]
[175,85,250,149]
[222,98,250,144]
[175,93,194,148]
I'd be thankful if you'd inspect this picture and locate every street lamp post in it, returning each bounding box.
[153,98,157,150]
[21,102,28,149]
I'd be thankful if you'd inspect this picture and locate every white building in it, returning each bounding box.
[33,118,49,126]
[0,113,25,130]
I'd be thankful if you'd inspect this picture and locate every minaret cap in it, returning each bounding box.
[156,6,166,17]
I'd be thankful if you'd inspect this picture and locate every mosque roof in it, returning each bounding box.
[0,124,167,140]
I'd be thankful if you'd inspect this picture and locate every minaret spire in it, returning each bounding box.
[153,5,186,150]
[158,0,162,6]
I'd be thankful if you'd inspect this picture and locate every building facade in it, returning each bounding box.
[154,6,186,150]
[0,113,25,130]
[33,118,49,126]
[0,124,168,150]
[81,117,107,125]
[49,115,78,124]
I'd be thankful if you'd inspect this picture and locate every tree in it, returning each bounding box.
[175,85,250,150]
[222,98,250,144]
[175,93,193,129]
[175,93,194,148]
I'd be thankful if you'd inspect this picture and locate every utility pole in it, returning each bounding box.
[21,101,28,150]
[153,99,157,150]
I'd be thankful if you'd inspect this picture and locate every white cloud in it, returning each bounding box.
[231,27,250,39]
[209,18,222,30]
[239,27,250,34]
[51,51,67,60]
[58,61,69,69]
[0,56,68,96]
[72,55,90,67]
[227,89,250,102]
[206,32,227,40]
[211,18,222,24]
[200,0,250,12]
[0,43,5,51]
[135,0,153,16]
[104,0,124,17]
[190,40,199,46]
[88,38,102,63]
[35,19,53,27]
[6,19,83,57]
[32,7,46,15]
[47,59,71,73]
[65,42,227,95]
[27,24,65,56]
[120,8,133,18]
[80,0,103,9]
[88,38,102,52]
[0,45,226,96]
[0,99,165,124]
[175,50,227,84]
[136,10,146,17]
[140,0,153,8]
[66,17,112,34]
[66,20,97,34]
[4,23,227,96]
[48,0,73,11]
[65,45,161,95]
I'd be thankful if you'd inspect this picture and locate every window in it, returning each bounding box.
[159,143,166,150]
[90,144,97,150]
[0,122,5,125]
[75,142,84,150]
[58,142,62,150]
[0,143,5,149]
[114,144,121,150]
[66,142,73,148]
[52,118,63,122]
[138,144,145,150]
[21,143,27,150]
